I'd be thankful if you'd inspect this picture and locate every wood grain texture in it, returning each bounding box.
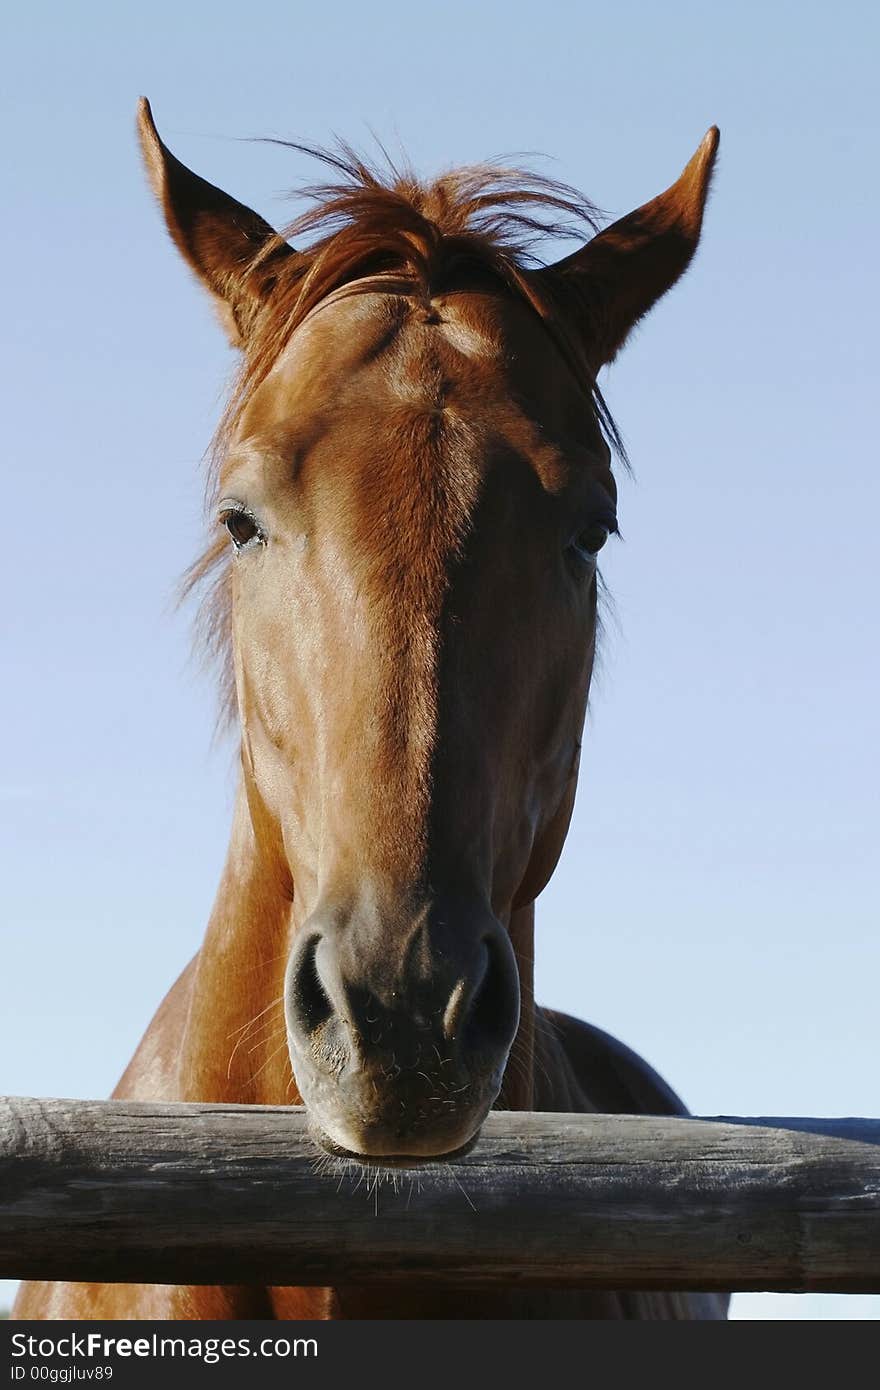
[2,1098,878,1291]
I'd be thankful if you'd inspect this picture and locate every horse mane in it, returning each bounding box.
[182,143,624,723]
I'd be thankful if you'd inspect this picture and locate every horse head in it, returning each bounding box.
[139,101,717,1160]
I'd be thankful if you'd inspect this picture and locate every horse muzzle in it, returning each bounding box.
[284,900,520,1160]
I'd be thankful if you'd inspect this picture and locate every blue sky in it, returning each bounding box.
[2,1,877,1318]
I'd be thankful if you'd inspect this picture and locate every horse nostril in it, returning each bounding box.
[466,930,520,1053]
[288,933,334,1039]
[442,929,519,1055]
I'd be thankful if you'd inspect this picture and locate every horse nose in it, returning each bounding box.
[283,906,520,1157]
[285,913,519,1061]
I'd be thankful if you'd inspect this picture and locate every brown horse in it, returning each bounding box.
[15,101,726,1320]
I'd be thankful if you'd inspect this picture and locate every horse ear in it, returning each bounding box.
[137,97,299,346]
[546,128,719,371]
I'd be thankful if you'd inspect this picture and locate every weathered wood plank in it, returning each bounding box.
[2,1098,878,1291]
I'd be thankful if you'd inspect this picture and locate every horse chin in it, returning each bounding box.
[293,1050,502,1167]
[307,1119,484,1168]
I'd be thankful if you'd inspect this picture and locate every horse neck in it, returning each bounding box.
[178,779,539,1113]
[178,780,298,1106]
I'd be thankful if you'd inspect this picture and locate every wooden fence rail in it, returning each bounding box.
[1,1098,878,1291]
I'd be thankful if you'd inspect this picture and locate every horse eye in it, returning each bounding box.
[220,507,263,551]
[571,523,611,561]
